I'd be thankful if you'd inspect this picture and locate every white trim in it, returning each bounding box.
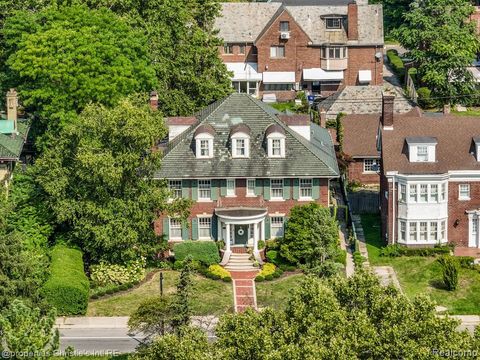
[262,71,295,84]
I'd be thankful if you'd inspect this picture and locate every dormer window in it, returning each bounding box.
[230,123,250,158]
[325,17,342,30]
[265,124,286,158]
[194,124,215,159]
[406,137,437,163]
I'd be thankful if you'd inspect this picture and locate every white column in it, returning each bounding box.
[225,223,231,252]
[253,222,259,252]
[260,220,265,241]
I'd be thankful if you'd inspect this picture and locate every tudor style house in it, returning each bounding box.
[379,93,480,250]
[154,93,339,263]
[0,89,29,186]
[215,0,384,101]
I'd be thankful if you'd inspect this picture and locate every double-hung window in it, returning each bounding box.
[326,18,342,29]
[420,222,428,241]
[236,139,246,157]
[198,180,211,200]
[223,44,233,54]
[239,45,245,54]
[169,218,182,240]
[430,222,438,241]
[441,183,446,201]
[271,179,283,199]
[169,180,182,199]
[272,139,282,156]
[409,222,417,241]
[280,21,289,32]
[300,179,313,198]
[417,146,428,162]
[200,140,210,157]
[419,184,428,202]
[441,221,446,241]
[409,184,417,202]
[271,216,284,238]
[270,45,285,58]
[198,217,211,239]
[399,184,406,202]
[247,179,256,196]
[226,179,236,196]
[400,221,406,241]
[430,184,438,202]
[459,184,470,200]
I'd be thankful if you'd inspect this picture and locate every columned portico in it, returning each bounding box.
[216,208,267,264]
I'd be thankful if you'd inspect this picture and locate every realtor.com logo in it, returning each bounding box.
[432,349,478,358]
[1,350,120,358]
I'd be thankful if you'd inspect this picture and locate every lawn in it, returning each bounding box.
[361,214,480,315]
[87,271,233,316]
[256,273,304,309]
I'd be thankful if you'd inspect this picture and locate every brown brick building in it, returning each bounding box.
[379,93,480,250]
[154,93,339,263]
[215,0,384,101]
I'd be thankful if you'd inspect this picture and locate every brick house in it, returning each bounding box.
[215,0,384,101]
[0,89,29,186]
[154,93,339,263]
[379,93,480,249]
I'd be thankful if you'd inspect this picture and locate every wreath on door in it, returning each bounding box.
[237,228,245,236]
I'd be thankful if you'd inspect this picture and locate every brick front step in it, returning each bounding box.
[236,296,256,306]
[232,247,249,254]
[235,286,255,296]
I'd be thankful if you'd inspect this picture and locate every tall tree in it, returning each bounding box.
[34,98,191,263]
[394,0,480,105]
[2,4,156,135]
[171,257,194,333]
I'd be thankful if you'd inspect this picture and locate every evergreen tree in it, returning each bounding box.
[171,256,194,333]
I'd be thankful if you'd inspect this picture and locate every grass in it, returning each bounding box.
[360,214,480,315]
[452,108,480,117]
[256,273,304,309]
[87,270,233,316]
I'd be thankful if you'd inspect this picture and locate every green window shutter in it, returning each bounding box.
[181,222,189,240]
[292,178,300,200]
[283,216,289,235]
[211,215,218,240]
[192,180,198,200]
[312,178,320,200]
[263,179,271,200]
[211,179,219,200]
[255,179,263,196]
[163,218,169,239]
[264,216,271,239]
[220,179,227,197]
[283,179,291,200]
[192,218,199,240]
[182,180,190,198]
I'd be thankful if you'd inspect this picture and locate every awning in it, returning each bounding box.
[262,71,296,84]
[358,70,372,83]
[225,62,262,81]
[302,68,343,81]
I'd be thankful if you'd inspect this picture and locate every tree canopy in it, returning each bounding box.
[394,0,480,104]
[33,98,191,263]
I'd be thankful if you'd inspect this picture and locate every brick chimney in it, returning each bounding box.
[381,92,395,129]
[319,107,327,128]
[149,91,158,111]
[347,1,359,41]
[6,88,18,133]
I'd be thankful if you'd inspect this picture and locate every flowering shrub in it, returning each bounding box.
[90,257,146,287]
[259,263,276,277]
[208,264,230,280]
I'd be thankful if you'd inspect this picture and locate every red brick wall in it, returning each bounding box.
[447,181,480,247]
[155,178,330,239]
[345,47,383,86]
[347,159,380,185]
[219,44,258,63]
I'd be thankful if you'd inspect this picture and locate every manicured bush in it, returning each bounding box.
[119,284,128,291]
[208,264,231,280]
[255,275,265,282]
[173,241,220,266]
[266,250,278,264]
[211,274,221,280]
[437,255,459,291]
[381,244,453,257]
[90,258,145,287]
[265,239,280,251]
[222,276,232,282]
[417,87,435,109]
[386,49,405,80]
[264,274,274,281]
[41,245,89,315]
[106,289,115,295]
[257,240,266,250]
[259,263,276,278]
[334,249,347,266]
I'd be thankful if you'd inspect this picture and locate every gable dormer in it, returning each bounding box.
[265,124,286,158]
[230,123,250,158]
[406,137,437,163]
[194,124,215,159]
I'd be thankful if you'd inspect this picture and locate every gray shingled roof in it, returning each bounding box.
[215,2,383,45]
[155,93,339,179]
[0,120,29,160]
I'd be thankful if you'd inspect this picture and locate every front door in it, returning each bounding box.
[235,224,248,245]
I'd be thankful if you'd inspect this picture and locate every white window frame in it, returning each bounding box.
[195,133,214,159]
[409,184,417,202]
[270,216,284,238]
[430,222,438,241]
[430,184,438,203]
[270,179,284,200]
[231,134,250,158]
[169,218,182,240]
[246,178,256,197]
[416,146,429,162]
[224,43,233,54]
[400,221,406,242]
[198,217,212,240]
[300,178,313,199]
[198,180,211,200]
[459,184,470,200]
[270,45,285,58]
[169,180,182,199]
[325,17,342,30]
[267,134,286,158]
[419,222,428,241]
[363,159,377,173]
[279,21,289,32]
[399,184,406,203]
[409,222,417,241]
[441,183,446,201]
[419,184,428,203]
[226,179,236,197]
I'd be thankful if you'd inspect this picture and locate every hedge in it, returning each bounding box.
[380,244,453,257]
[386,49,405,81]
[173,241,220,266]
[41,245,89,315]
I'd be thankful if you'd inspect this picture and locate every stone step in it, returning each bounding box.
[229,253,251,258]
[225,265,257,271]
[228,258,253,263]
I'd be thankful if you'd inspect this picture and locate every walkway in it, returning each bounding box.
[230,270,258,313]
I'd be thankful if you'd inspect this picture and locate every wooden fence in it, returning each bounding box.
[348,191,380,214]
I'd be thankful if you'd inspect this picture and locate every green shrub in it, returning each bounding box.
[255,275,265,282]
[173,241,220,266]
[457,256,475,269]
[380,244,403,257]
[90,294,99,299]
[106,289,115,295]
[259,263,276,277]
[334,249,347,266]
[156,261,172,270]
[127,283,134,289]
[266,250,278,264]
[257,240,266,250]
[386,49,405,81]
[211,274,221,280]
[381,244,453,257]
[96,290,106,297]
[265,239,280,251]
[90,258,145,287]
[353,251,366,269]
[222,276,232,282]
[417,87,435,109]
[208,264,231,279]
[437,255,459,291]
[41,245,89,315]
[264,274,274,281]
[119,284,128,291]
[173,260,184,270]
